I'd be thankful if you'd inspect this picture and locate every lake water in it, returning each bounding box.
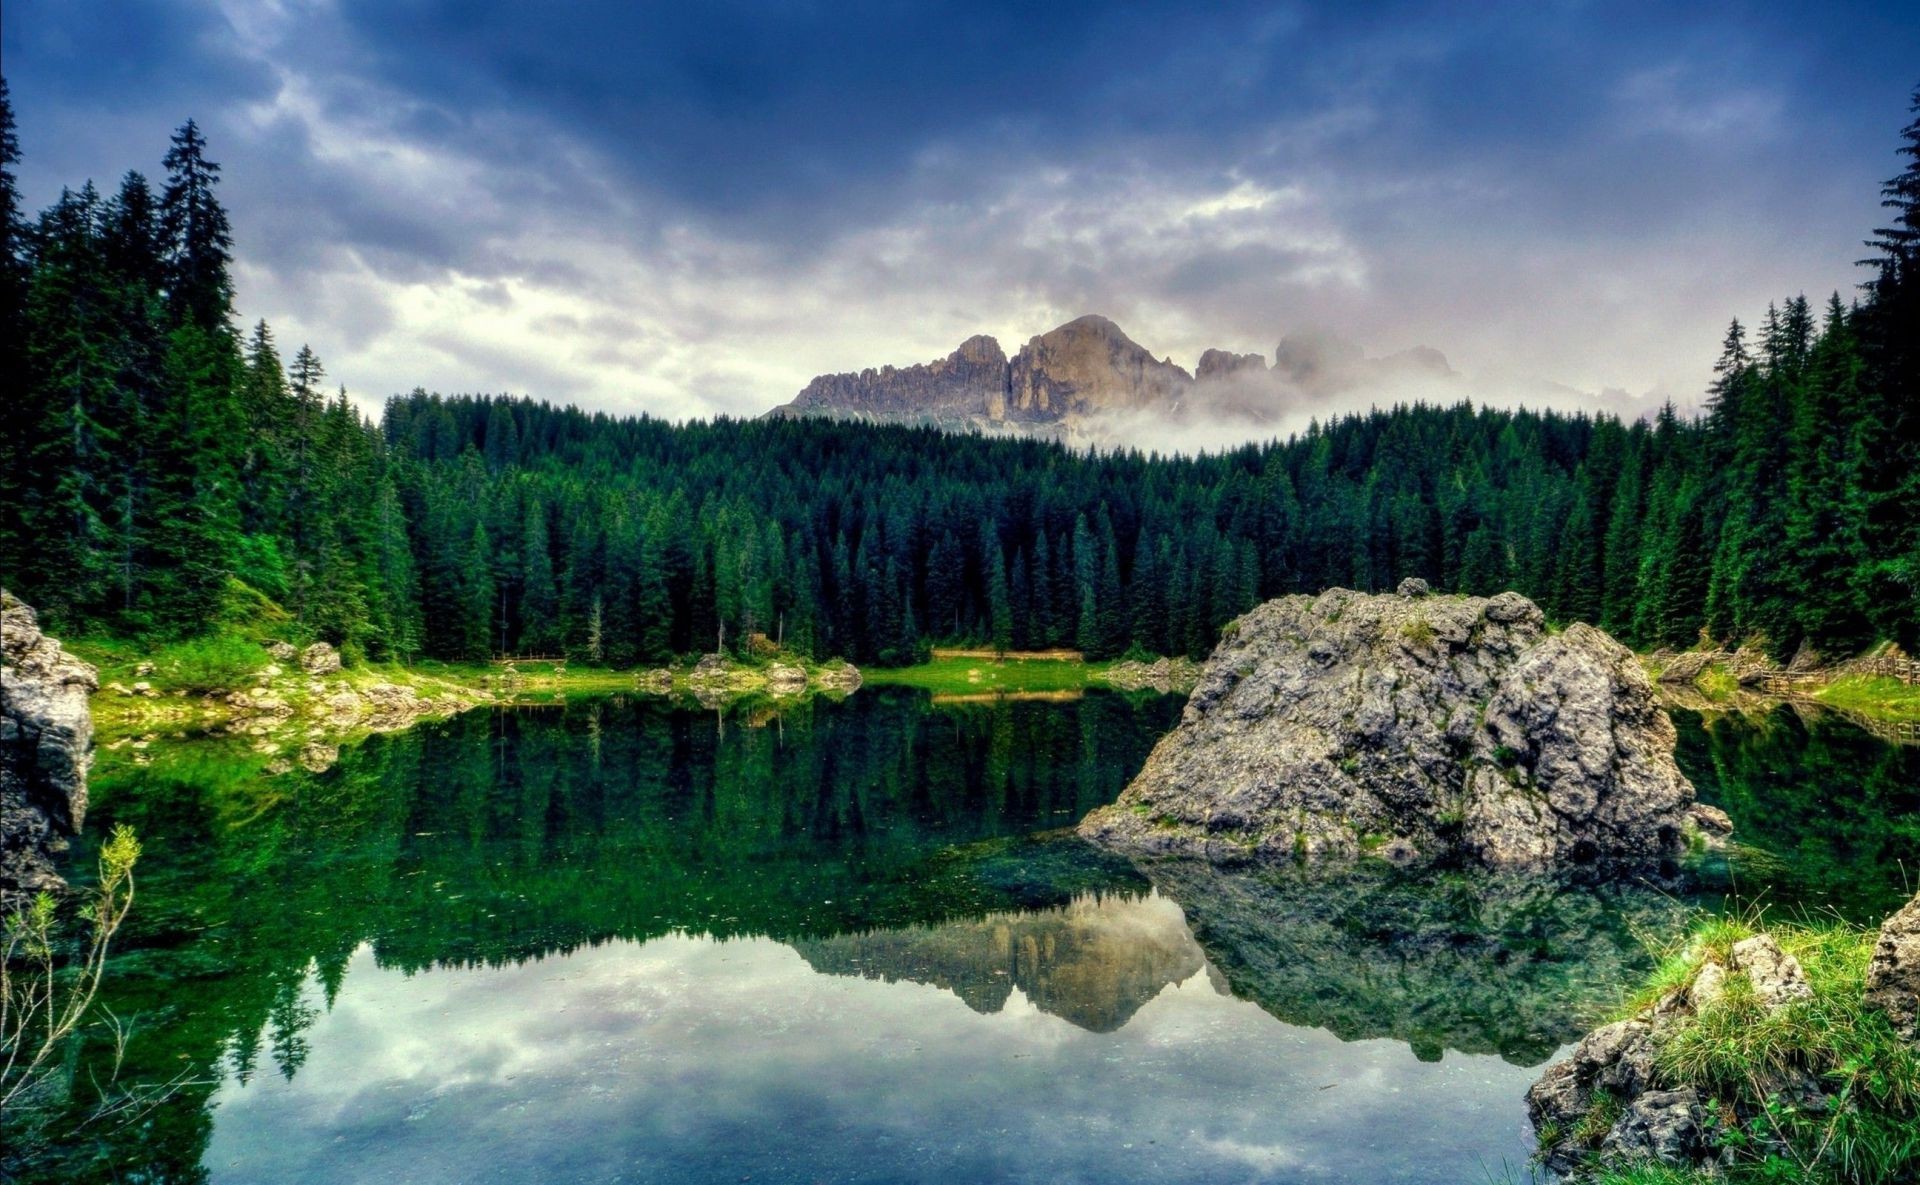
[20,690,1919,1183]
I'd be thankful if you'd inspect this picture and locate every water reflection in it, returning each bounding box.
[202,903,1541,1185]
[18,692,1912,1183]
[794,890,1216,1032]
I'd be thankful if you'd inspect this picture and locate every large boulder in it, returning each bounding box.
[1,592,98,909]
[1079,588,1697,871]
[1866,890,1920,1040]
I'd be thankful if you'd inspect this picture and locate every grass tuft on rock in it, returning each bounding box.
[1571,910,1920,1184]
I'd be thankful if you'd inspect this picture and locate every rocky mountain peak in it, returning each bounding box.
[768,314,1454,445]
[1196,348,1269,382]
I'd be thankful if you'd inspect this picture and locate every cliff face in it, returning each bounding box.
[1079,585,1700,872]
[1,592,98,909]
[769,315,1456,443]
[1004,315,1191,421]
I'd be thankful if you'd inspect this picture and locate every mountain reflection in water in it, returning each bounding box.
[19,689,1913,1184]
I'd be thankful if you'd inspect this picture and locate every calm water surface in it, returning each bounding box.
[25,690,1919,1183]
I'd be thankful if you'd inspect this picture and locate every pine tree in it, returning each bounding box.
[986,530,1012,656]
[159,120,234,332]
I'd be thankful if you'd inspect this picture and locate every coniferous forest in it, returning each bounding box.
[2,79,1916,669]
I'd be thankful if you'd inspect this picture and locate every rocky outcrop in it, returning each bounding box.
[299,642,342,674]
[1079,588,1697,871]
[1866,890,1920,1040]
[1,593,98,909]
[781,333,1009,426]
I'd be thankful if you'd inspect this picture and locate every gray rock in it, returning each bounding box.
[811,661,863,691]
[765,663,808,694]
[1657,650,1718,684]
[264,640,298,662]
[300,642,342,674]
[1396,577,1431,598]
[1730,934,1813,1009]
[1,592,98,910]
[1866,890,1920,1040]
[1079,589,1696,871]
[1601,1088,1708,1164]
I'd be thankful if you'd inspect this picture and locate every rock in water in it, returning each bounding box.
[1,592,98,909]
[1079,587,1696,870]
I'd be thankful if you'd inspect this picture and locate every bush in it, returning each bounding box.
[159,634,265,693]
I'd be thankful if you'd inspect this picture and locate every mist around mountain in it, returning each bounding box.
[771,314,1664,452]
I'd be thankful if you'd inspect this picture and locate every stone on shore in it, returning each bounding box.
[1,592,98,909]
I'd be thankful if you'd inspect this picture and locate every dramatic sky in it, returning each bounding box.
[6,1,1917,425]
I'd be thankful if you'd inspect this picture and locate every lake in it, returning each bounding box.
[19,689,1920,1183]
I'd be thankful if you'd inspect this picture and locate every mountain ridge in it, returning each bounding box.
[768,314,1456,442]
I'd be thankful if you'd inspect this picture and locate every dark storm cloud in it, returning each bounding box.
[3,0,1917,424]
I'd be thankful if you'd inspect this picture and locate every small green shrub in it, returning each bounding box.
[1401,616,1436,647]
[160,634,265,693]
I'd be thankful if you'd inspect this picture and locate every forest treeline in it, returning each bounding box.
[1,80,1915,667]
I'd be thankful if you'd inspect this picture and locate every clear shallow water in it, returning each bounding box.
[23,690,1920,1183]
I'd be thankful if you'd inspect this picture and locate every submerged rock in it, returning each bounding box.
[1,592,98,909]
[1079,588,1697,871]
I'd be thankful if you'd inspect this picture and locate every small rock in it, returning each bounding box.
[131,681,158,698]
[1686,803,1734,842]
[1657,650,1718,684]
[1396,577,1431,598]
[300,642,342,674]
[133,661,156,677]
[766,663,808,694]
[264,641,298,662]
[1731,934,1813,1009]
[811,661,864,691]
[297,742,339,773]
[1689,959,1728,1010]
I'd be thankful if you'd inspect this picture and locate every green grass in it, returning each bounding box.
[862,655,1110,695]
[1813,676,1920,721]
[1568,911,1920,1185]
[1695,664,1741,702]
